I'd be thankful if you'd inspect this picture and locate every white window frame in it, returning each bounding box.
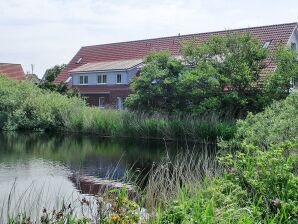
[97,74,107,84]
[79,75,88,85]
[116,74,122,84]
[99,97,105,108]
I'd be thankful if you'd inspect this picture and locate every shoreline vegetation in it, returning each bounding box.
[4,93,298,223]
[0,75,235,141]
[1,68,297,223]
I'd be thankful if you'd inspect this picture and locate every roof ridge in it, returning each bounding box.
[84,58,143,64]
[83,22,297,49]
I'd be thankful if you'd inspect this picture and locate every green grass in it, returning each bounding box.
[0,74,235,141]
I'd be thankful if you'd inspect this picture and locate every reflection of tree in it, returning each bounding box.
[0,132,217,182]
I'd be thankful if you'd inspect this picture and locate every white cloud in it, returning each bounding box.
[0,0,297,77]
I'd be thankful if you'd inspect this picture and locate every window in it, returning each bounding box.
[291,42,297,51]
[97,74,107,84]
[76,57,83,64]
[79,75,88,84]
[262,40,272,48]
[117,74,122,83]
[99,97,105,108]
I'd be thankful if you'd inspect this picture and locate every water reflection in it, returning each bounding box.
[0,132,217,219]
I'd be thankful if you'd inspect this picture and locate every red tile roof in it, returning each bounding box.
[0,63,25,80]
[55,22,297,83]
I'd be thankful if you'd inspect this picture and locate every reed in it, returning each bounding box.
[0,75,236,141]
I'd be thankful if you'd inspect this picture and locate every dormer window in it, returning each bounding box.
[262,40,272,48]
[76,57,83,64]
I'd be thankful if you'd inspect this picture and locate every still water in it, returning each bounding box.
[0,132,216,218]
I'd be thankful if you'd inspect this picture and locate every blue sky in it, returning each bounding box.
[0,0,297,78]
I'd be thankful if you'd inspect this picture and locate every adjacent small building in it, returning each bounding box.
[55,22,298,108]
[0,63,25,80]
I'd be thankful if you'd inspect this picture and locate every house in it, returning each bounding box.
[55,22,298,108]
[0,63,25,80]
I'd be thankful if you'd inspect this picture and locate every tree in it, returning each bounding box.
[43,64,65,82]
[39,64,74,95]
[125,51,184,114]
[265,44,298,100]
[126,33,298,118]
[180,33,268,117]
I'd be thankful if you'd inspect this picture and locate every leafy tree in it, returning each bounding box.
[126,33,298,118]
[180,33,268,117]
[38,64,76,96]
[265,44,298,100]
[43,64,65,82]
[125,51,184,114]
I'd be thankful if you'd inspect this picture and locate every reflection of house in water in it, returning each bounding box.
[68,175,136,197]
[67,154,127,180]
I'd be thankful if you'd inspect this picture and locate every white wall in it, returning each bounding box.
[287,26,298,50]
[71,67,139,85]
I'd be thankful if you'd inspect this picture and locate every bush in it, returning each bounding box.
[221,93,298,150]
[155,94,298,223]
[0,75,235,141]
[0,74,85,131]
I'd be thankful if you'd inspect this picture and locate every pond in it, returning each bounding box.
[0,132,216,219]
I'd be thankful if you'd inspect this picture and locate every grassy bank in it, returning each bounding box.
[0,74,235,141]
[6,93,298,223]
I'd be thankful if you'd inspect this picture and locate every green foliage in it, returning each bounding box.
[43,64,65,83]
[38,64,77,96]
[265,45,298,100]
[126,51,185,114]
[8,187,144,224]
[179,33,269,117]
[0,74,234,140]
[156,141,298,223]
[156,94,298,223]
[222,93,298,150]
[127,33,298,118]
[0,74,84,131]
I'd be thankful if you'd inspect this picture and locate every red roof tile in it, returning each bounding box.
[55,22,297,83]
[0,63,25,80]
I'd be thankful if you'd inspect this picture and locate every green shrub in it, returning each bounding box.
[220,93,298,150]
[0,74,234,140]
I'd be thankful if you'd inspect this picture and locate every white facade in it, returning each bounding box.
[71,67,139,86]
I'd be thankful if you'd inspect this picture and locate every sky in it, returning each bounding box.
[0,0,298,78]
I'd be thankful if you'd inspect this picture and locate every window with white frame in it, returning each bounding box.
[117,74,122,83]
[97,74,107,84]
[79,75,88,84]
[99,97,105,108]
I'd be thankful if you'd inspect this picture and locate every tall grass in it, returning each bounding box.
[0,75,236,141]
[144,149,220,211]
